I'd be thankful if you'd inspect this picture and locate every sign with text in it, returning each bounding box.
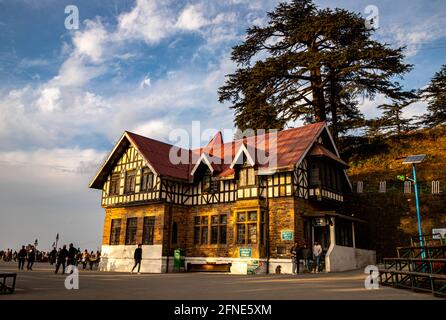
[239,247,252,258]
[281,230,294,241]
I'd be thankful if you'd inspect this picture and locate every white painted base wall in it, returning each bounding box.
[99,245,375,274]
[325,245,376,272]
[99,245,165,273]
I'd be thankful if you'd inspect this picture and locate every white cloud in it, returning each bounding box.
[72,19,108,63]
[0,148,105,250]
[51,55,105,88]
[358,93,427,120]
[132,120,171,140]
[115,0,175,44]
[36,87,61,113]
[176,5,209,31]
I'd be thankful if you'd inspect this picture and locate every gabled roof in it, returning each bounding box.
[309,142,349,168]
[90,121,349,189]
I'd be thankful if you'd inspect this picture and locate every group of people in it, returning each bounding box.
[49,244,101,274]
[290,241,323,274]
[1,244,101,274]
[4,245,38,271]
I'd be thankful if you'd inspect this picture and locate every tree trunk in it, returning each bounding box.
[328,71,339,144]
[310,67,326,122]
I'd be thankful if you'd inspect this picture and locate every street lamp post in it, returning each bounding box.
[401,154,426,258]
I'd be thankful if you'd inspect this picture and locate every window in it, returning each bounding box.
[239,167,255,187]
[201,225,208,244]
[236,211,258,244]
[142,216,155,245]
[109,173,120,196]
[172,222,178,245]
[201,168,212,193]
[140,168,154,192]
[124,170,136,194]
[335,219,353,247]
[194,214,227,245]
[309,164,320,186]
[109,219,121,245]
[125,218,138,245]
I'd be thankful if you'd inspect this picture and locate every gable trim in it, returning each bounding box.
[229,143,255,169]
[190,153,214,176]
[89,132,159,189]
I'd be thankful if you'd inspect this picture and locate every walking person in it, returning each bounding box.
[55,245,69,274]
[27,246,36,270]
[302,243,311,272]
[131,244,142,274]
[49,247,57,265]
[81,249,90,270]
[313,242,323,273]
[18,246,27,270]
[291,242,303,274]
[67,243,77,267]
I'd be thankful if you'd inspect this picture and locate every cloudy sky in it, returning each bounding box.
[0,0,445,251]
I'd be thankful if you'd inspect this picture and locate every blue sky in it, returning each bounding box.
[0,0,445,251]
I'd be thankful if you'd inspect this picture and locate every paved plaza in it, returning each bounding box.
[0,262,437,300]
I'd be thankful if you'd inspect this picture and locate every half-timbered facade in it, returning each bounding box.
[90,122,375,273]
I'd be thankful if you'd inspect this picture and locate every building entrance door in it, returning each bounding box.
[313,226,330,250]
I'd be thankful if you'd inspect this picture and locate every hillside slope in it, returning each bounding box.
[342,125,446,183]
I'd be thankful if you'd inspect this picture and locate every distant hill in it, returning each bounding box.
[341,125,446,183]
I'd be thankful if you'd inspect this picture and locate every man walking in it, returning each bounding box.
[291,242,303,274]
[27,246,36,270]
[67,243,78,267]
[131,244,143,274]
[313,242,323,273]
[18,246,27,270]
[55,245,69,274]
[302,243,312,272]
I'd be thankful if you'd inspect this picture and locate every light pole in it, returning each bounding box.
[401,154,426,257]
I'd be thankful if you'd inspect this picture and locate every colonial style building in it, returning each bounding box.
[90,122,375,274]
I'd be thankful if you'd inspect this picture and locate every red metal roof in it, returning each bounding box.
[90,122,330,188]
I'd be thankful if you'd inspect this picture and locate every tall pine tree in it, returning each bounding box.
[422,64,446,127]
[218,0,412,140]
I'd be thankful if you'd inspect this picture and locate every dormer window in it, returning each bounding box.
[239,167,255,187]
[202,169,212,193]
[201,168,219,194]
[124,170,136,194]
[140,168,154,191]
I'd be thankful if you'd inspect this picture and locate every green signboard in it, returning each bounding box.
[239,247,252,258]
[281,230,294,241]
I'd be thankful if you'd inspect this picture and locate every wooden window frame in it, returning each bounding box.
[109,173,120,196]
[140,168,154,192]
[194,214,227,245]
[125,217,138,245]
[142,216,155,245]
[109,219,121,245]
[235,210,259,245]
[124,170,137,194]
[238,167,256,188]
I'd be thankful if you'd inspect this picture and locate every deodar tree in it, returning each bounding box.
[421,64,446,127]
[218,0,413,140]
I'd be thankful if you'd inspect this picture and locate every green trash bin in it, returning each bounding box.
[173,248,185,272]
